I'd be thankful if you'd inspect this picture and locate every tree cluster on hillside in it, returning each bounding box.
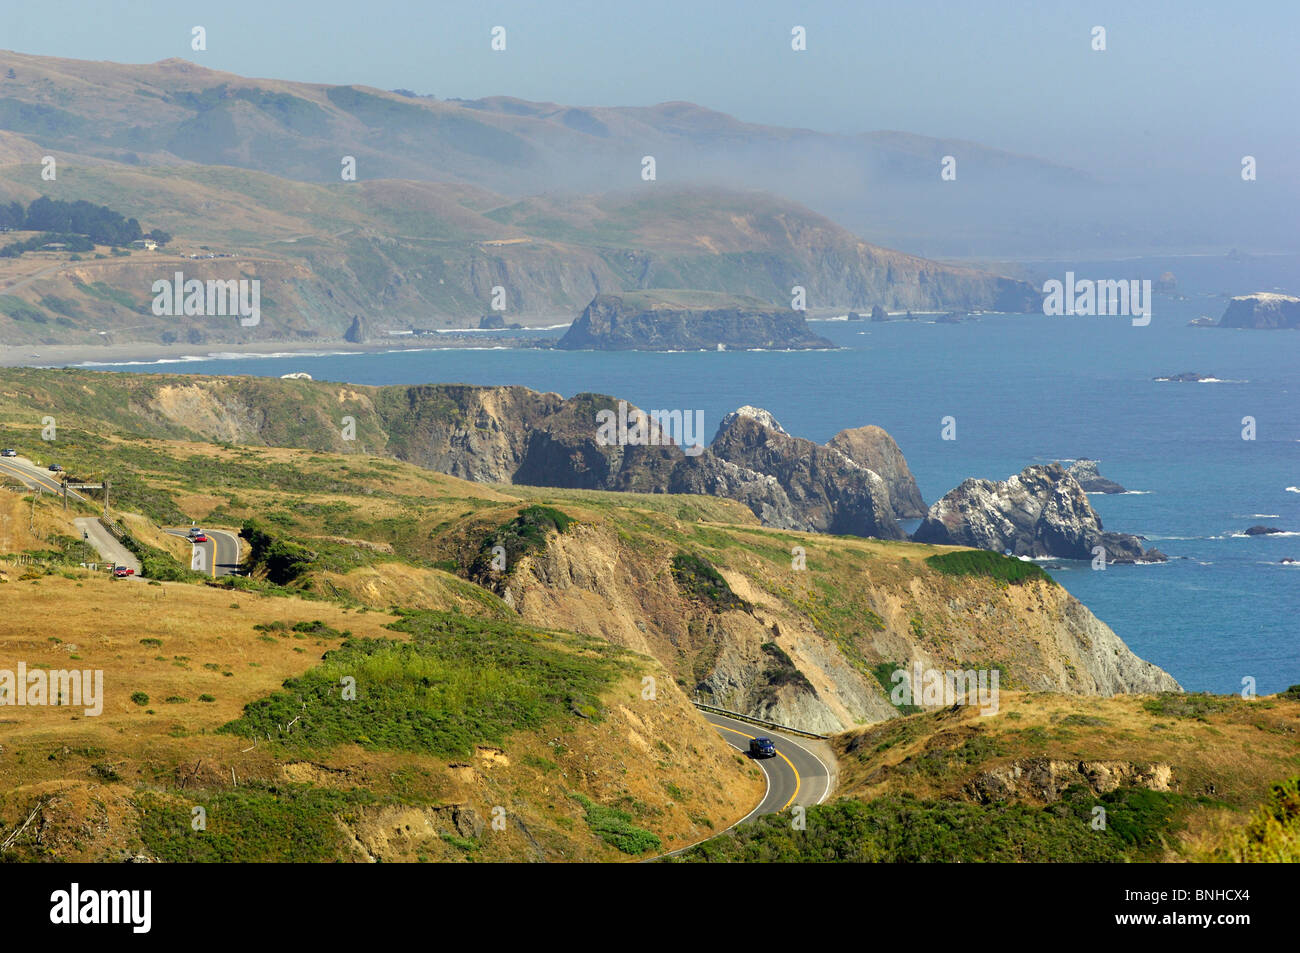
[0,233,95,257]
[0,196,168,250]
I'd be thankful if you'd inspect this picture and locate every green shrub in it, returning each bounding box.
[677,785,1192,863]
[669,552,749,611]
[468,505,573,582]
[440,832,480,853]
[925,550,1056,586]
[240,519,314,585]
[135,784,374,862]
[871,662,922,715]
[1141,692,1234,721]
[755,642,814,705]
[219,610,628,758]
[573,793,661,855]
[1211,777,1300,862]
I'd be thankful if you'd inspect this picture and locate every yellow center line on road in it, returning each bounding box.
[712,723,802,810]
[0,459,62,494]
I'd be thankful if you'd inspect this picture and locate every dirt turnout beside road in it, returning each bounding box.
[73,516,139,573]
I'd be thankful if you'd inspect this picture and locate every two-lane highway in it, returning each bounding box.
[0,454,89,503]
[165,527,242,577]
[703,711,833,819]
[652,711,836,860]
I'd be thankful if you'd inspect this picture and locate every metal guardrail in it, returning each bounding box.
[692,698,828,740]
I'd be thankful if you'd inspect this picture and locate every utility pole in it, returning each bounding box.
[62,478,67,511]
[103,477,110,519]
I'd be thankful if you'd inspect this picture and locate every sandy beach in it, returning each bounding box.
[0,332,563,369]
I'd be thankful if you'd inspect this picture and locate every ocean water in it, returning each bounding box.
[72,257,1300,694]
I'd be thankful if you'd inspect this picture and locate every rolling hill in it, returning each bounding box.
[0,365,1295,862]
[0,49,1056,350]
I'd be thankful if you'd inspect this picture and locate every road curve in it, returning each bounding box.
[0,455,89,503]
[703,711,833,819]
[165,527,242,578]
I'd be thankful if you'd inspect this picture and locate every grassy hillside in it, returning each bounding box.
[0,51,1080,198]
[0,555,762,861]
[2,366,1286,863]
[677,690,1300,862]
[0,50,1113,260]
[0,51,1041,348]
[1,367,1177,730]
[0,163,1036,349]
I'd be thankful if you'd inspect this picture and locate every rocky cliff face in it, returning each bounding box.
[966,758,1174,804]
[368,388,907,540]
[828,425,927,518]
[912,464,1164,563]
[555,293,835,351]
[493,516,1179,735]
[1217,293,1300,329]
[117,373,913,541]
[707,408,903,538]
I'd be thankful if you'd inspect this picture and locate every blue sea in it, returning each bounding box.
[70,255,1300,695]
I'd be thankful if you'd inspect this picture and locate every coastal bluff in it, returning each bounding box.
[555,291,835,351]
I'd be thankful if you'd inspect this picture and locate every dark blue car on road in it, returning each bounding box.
[748,737,777,759]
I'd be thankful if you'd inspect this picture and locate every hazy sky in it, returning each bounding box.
[7,0,1297,177]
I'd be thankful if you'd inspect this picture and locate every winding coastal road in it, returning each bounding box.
[703,712,834,818]
[0,454,89,503]
[0,457,245,578]
[654,711,835,861]
[8,447,822,839]
[164,527,242,577]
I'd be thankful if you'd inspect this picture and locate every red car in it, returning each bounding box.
[193,534,208,543]
[112,566,135,577]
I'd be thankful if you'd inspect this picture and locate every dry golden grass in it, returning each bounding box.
[0,489,46,552]
[0,571,398,747]
[0,570,765,862]
[834,689,1300,814]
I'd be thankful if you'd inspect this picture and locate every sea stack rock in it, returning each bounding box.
[912,463,1164,563]
[344,315,367,343]
[1217,293,1300,329]
[708,407,904,539]
[555,291,835,351]
[827,425,927,517]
